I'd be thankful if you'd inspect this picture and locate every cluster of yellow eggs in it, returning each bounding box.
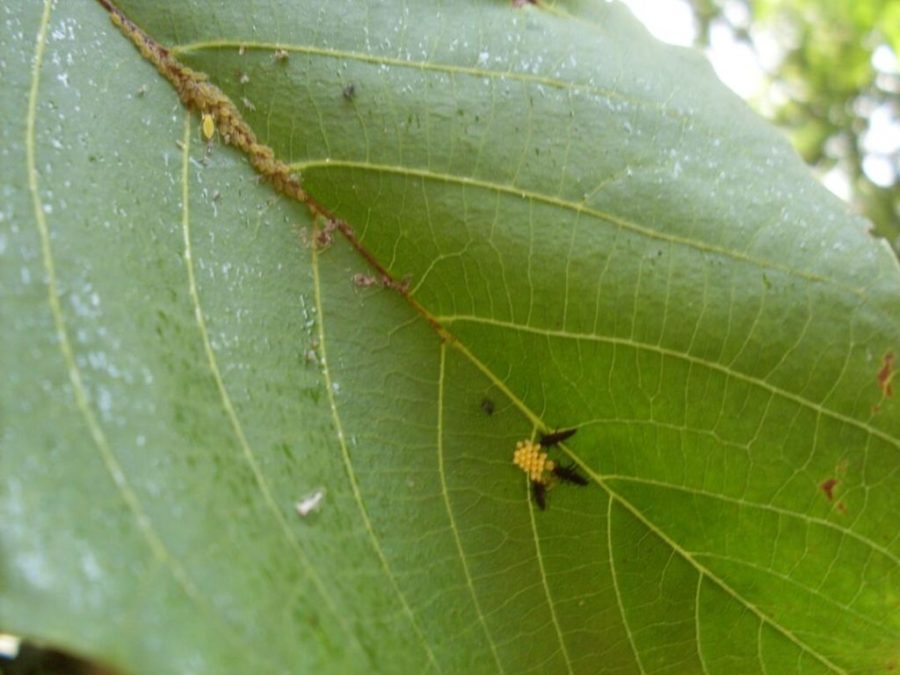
[513,440,555,483]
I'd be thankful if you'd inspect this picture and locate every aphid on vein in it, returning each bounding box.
[201,112,216,141]
[539,428,577,447]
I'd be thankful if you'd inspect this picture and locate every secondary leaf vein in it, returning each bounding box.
[439,314,899,451]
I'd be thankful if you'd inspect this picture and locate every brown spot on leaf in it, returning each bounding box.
[820,478,838,501]
[877,352,895,397]
[836,501,847,514]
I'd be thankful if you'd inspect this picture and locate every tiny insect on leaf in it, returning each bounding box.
[480,398,495,415]
[539,428,577,446]
[201,113,215,140]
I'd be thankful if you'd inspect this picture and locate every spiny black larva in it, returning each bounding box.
[513,437,588,510]
[539,428,577,447]
[552,462,589,486]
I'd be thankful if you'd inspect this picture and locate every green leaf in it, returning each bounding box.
[3,1,898,673]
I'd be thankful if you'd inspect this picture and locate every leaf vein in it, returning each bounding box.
[526,475,574,674]
[27,12,272,666]
[178,114,368,662]
[607,498,647,674]
[436,345,506,673]
[312,236,441,672]
[440,314,898,451]
[289,159,867,298]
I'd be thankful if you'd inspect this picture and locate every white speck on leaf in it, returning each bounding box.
[295,488,325,517]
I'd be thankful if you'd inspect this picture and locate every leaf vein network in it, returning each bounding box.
[440,315,898,451]
[289,159,866,298]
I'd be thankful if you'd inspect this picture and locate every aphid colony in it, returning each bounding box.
[513,429,587,510]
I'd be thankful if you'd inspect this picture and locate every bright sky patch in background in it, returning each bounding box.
[618,0,900,202]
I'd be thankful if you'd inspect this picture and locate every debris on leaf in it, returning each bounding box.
[352,273,379,288]
[481,398,495,416]
[295,488,325,517]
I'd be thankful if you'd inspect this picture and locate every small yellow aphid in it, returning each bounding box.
[513,440,554,483]
[201,112,215,140]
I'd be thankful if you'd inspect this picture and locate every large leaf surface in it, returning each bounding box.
[2,1,898,673]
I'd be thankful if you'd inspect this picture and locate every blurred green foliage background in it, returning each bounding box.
[688,0,899,254]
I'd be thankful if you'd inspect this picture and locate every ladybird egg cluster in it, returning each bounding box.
[513,440,555,483]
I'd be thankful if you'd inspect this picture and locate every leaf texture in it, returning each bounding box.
[2,1,898,673]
